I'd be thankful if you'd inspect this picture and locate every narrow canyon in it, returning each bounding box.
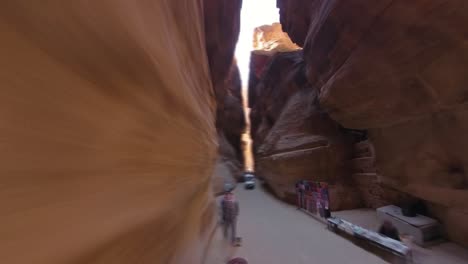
[0,0,467,263]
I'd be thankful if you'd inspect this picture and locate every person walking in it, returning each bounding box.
[221,186,239,245]
[296,180,305,209]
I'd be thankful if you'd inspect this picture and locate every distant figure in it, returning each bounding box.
[296,180,305,209]
[228,257,248,264]
[221,188,239,245]
[323,200,331,218]
[379,220,401,241]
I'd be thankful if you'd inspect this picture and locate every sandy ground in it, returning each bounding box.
[224,184,388,264]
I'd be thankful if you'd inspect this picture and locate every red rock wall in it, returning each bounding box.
[248,53,272,108]
[278,0,468,246]
[216,63,245,161]
[204,0,242,103]
[204,0,245,186]
[214,63,246,185]
[0,0,241,263]
[250,50,362,210]
[276,0,313,46]
[250,51,305,150]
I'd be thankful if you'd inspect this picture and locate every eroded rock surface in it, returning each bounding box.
[276,0,313,46]
[249,26,361,210]
[214,63,246,187]
[249,23,300,111]
[276,0,468,246]
[251,51,305,152]
[204,0,245,189]
[252,22,300,54]
[255,89,361,210]
[0,0,239,263]
[249,23,301,151]
[204,0,242,103]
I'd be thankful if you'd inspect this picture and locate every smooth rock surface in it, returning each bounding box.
[0,1,234,263]
[295,0,468,128]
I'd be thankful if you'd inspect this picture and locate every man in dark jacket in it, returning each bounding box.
[221,190,239,244]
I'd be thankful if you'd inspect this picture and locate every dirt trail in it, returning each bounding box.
[230,184,387,264]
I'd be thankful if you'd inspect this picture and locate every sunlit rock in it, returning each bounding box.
[252,22,300,55]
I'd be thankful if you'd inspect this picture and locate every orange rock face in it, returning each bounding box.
[277,0,468,246]
[249,46,362,210]
[0,1,238,263]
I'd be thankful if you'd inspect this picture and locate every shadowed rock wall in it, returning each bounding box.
[276,0,468,246]
[249,24,361,210]
[204,0,245,188]
[213,63,246,189]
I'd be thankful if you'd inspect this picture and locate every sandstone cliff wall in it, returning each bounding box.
[205,0,245,187]
[249,24,362,210]
[0,1,238,263]
[275,0,468,246]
